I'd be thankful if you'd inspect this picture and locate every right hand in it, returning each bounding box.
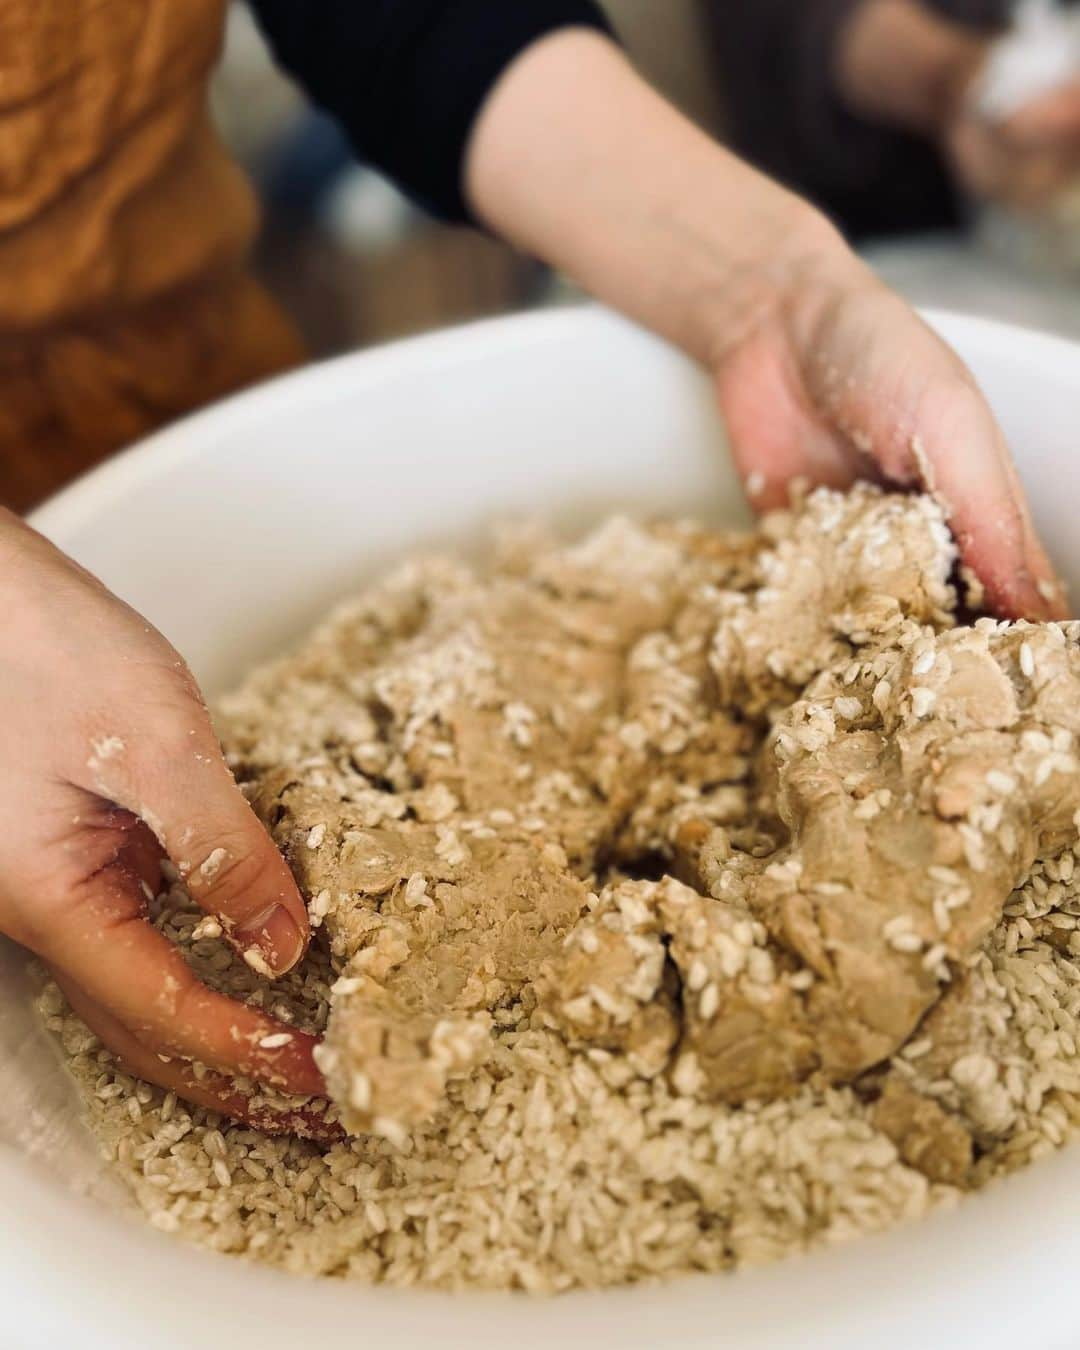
[0,507,336,1138]
[708,220,1067,622]
[467,30,1066,621]
[946,73,1080,210]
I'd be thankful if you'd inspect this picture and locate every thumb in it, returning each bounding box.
[81,707,309,977]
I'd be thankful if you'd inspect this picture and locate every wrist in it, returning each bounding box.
[687,200,855,371]
[468,30,855,368]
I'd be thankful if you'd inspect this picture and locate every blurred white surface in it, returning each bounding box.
[864,233,1080,339]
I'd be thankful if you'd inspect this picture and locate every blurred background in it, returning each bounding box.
[211,0,728,361]
[6,0,1078,511]
[217,0,1080,366]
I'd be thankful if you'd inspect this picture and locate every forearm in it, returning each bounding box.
[834,0,987,135]
[465,31,847,368]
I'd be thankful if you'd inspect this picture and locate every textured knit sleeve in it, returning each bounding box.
[249,0,614,221]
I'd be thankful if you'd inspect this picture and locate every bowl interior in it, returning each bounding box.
[4,306,1080,1350]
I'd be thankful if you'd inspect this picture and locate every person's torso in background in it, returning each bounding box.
[0,0,257,330]
[0,0,302,516]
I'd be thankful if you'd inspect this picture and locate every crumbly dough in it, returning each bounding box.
[45,485,1080,1291]
[223,486,1080,1170]
[665,559,1080,1105]
[230,514,758,1134]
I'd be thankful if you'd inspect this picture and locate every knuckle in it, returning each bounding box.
[188,836,283,922]
[141,694,212,760]
[124,655,213,755]
[157,655,204,710]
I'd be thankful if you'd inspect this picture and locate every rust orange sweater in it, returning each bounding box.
[0,1,303,511]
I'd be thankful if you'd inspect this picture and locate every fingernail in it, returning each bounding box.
[234,904,304,976]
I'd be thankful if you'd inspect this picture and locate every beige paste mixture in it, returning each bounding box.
[42,485,1080,1290]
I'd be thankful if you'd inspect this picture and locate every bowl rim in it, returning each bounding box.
[27,302,1080,541]
[11,303,1080,1350]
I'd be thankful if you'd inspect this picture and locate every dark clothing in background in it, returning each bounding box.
[250,0,612,221]
[0,0,611,512]
[707,0,1017,239]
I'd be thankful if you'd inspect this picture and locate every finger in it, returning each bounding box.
[79,699,309,976]
[33,857,325,1095]
[52,971,341,1142]
[869,375,1065,621]
[715,330,876,511]
[117,820,164,898]
[986,422,1068,621]
[792,286,1068,622]
[922,395,1063,620]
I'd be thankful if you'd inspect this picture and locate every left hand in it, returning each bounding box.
[0,509,337,1138]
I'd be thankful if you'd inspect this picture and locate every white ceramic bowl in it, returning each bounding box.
[3,306,1079,1350]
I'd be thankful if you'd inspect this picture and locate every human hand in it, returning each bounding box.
[466,31,1064,623]
[946,75,1080,210]
[710,220,1066,621]
[0,508,336,1138]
